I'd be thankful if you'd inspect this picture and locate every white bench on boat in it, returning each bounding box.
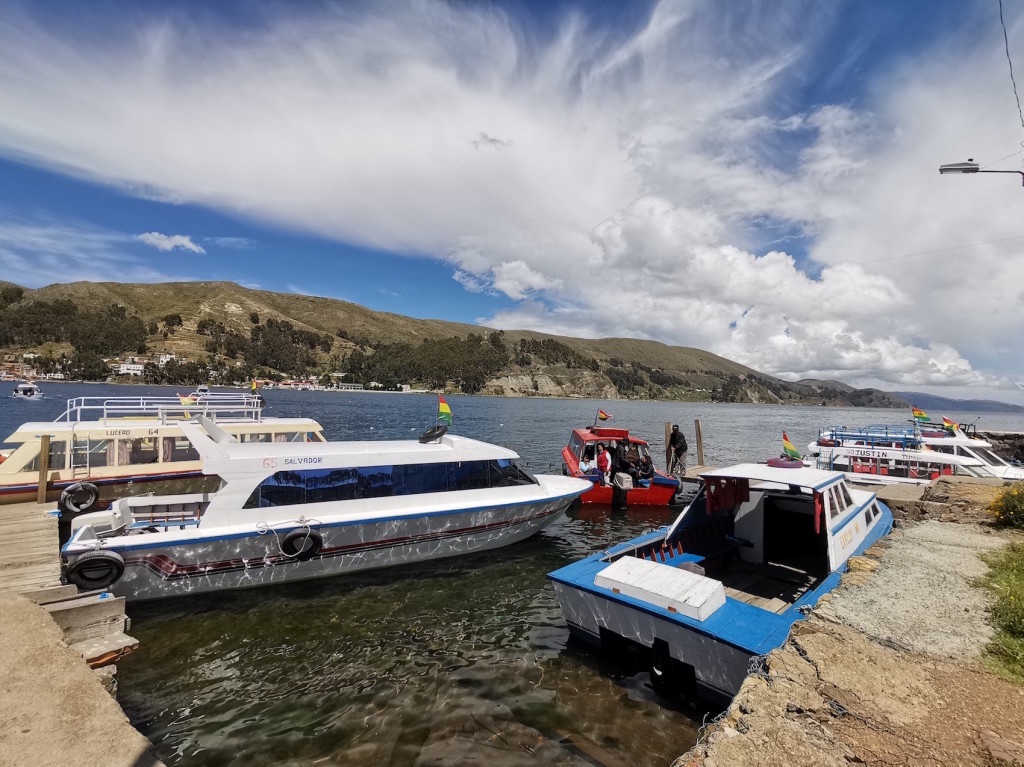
[595,556,726,621]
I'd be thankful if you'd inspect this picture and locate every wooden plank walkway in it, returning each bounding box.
[0,500,138,667]
[0,500,62,594]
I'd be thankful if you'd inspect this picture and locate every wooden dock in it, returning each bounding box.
[0,500,139,665]
[0,500,159,766]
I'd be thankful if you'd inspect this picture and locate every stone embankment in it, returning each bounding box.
[679,477,1024,767]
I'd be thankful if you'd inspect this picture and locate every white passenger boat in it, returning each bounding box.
[11,382,44,400]
[0,393,324,510]
[548,462,892,704]
[62,419,591,600]
[806,422,1024,485]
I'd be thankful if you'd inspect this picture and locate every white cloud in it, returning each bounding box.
[0,213,189,286]
[137,232,205,253]
[205,236,256,249]
[0,1,1021,401]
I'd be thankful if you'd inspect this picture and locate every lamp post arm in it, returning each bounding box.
[978,170,1024,186]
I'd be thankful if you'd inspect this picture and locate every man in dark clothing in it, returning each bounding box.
[667,424,687,474]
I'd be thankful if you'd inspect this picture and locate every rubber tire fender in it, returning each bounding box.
[59,482,100,515]
[281,528,323,561]
[418,425,449,444]
[65,550,125,590]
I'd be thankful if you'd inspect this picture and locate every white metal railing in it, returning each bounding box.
[56,392,266,424]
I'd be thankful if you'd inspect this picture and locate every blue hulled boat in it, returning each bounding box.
[548,462,892,704]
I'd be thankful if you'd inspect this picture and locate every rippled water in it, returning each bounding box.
[4,383,1023,765]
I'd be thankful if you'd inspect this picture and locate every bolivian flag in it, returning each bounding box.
[782,432,801,460]
[912,406,928,422]
[437,396,453,426]
[942,416,957,433]
[597,410,610,421]
[178,393,196,406]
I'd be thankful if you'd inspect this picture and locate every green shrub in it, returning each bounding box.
[982,542,1024,682]
[991,482,1024,528]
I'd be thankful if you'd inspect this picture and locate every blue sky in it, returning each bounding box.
[1,0,1023,403]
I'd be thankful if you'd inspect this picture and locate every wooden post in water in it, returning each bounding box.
[694,419,704,468]
[664,421,672,473]
[36,434,50,504]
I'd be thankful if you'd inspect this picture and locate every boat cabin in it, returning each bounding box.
[608,465,886,613]
[0,394,325,506]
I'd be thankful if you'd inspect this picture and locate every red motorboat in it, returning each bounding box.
[561,426,679,505]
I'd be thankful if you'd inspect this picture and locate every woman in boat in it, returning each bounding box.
[596,443,612,485]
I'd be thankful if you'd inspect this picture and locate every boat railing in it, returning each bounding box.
[56,393,266,424]
[818,424,923,448]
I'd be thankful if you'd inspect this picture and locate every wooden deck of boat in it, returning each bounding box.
[719,562,818,615]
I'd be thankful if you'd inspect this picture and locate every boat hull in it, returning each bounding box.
[576,476,679,506]
[71,495,574,601]
[0,471,218,508]
[552,579,752,702]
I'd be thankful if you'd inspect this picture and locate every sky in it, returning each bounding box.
[0,0,1023,405]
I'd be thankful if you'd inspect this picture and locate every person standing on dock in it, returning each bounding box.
[667,424,687,477]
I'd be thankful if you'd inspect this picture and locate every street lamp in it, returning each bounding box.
[938,158,1024,186]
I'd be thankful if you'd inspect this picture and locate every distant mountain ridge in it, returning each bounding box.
[0,279,985,407]
[892,392,1024,413]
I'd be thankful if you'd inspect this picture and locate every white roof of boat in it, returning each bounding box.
[4,416,321,440]
[701,463,844,490]
[202,433,518,464]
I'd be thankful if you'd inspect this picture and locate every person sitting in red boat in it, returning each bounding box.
[636,454,655,485]
[579,448,596,474]
[596,443,612,485]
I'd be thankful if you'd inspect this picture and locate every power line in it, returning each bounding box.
[998,0,1024,135]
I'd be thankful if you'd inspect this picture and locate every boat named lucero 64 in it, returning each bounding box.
[62,418,591,600]
[548,462,892,704]
[0,393,324,511]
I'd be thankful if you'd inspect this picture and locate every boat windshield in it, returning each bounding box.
[963,446,1008,466]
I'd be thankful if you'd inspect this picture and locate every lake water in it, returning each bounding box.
[4,382,1024,766]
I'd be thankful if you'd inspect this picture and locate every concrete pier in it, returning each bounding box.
[0,500,160,767]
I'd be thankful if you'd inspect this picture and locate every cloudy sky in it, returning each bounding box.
[0,0,1023,404]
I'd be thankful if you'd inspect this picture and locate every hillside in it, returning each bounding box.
[0,279,907,406]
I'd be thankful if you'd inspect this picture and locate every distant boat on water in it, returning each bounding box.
[11,382,44,400]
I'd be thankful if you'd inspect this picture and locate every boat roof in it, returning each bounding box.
[701,463,845,491]
[4,417,322,443]
[178,420,519,476]
[572,426,649,444]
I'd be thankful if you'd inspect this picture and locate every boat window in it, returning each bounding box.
[130,437,160,464]
[448,461,490,491]
[490,458,537,487]
[243,459,536,508]
[242,433,272,443]
[73,439,113,468]
[25,439,69,472]
[569,434,583,459]
[966,446,1006,466]
[828,486,844,516]
[839,483,854,507]
[161,437,200,463]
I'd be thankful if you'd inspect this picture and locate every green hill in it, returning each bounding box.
[0,280,907,406]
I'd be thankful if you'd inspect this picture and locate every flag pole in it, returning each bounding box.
[592,409,599,428]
